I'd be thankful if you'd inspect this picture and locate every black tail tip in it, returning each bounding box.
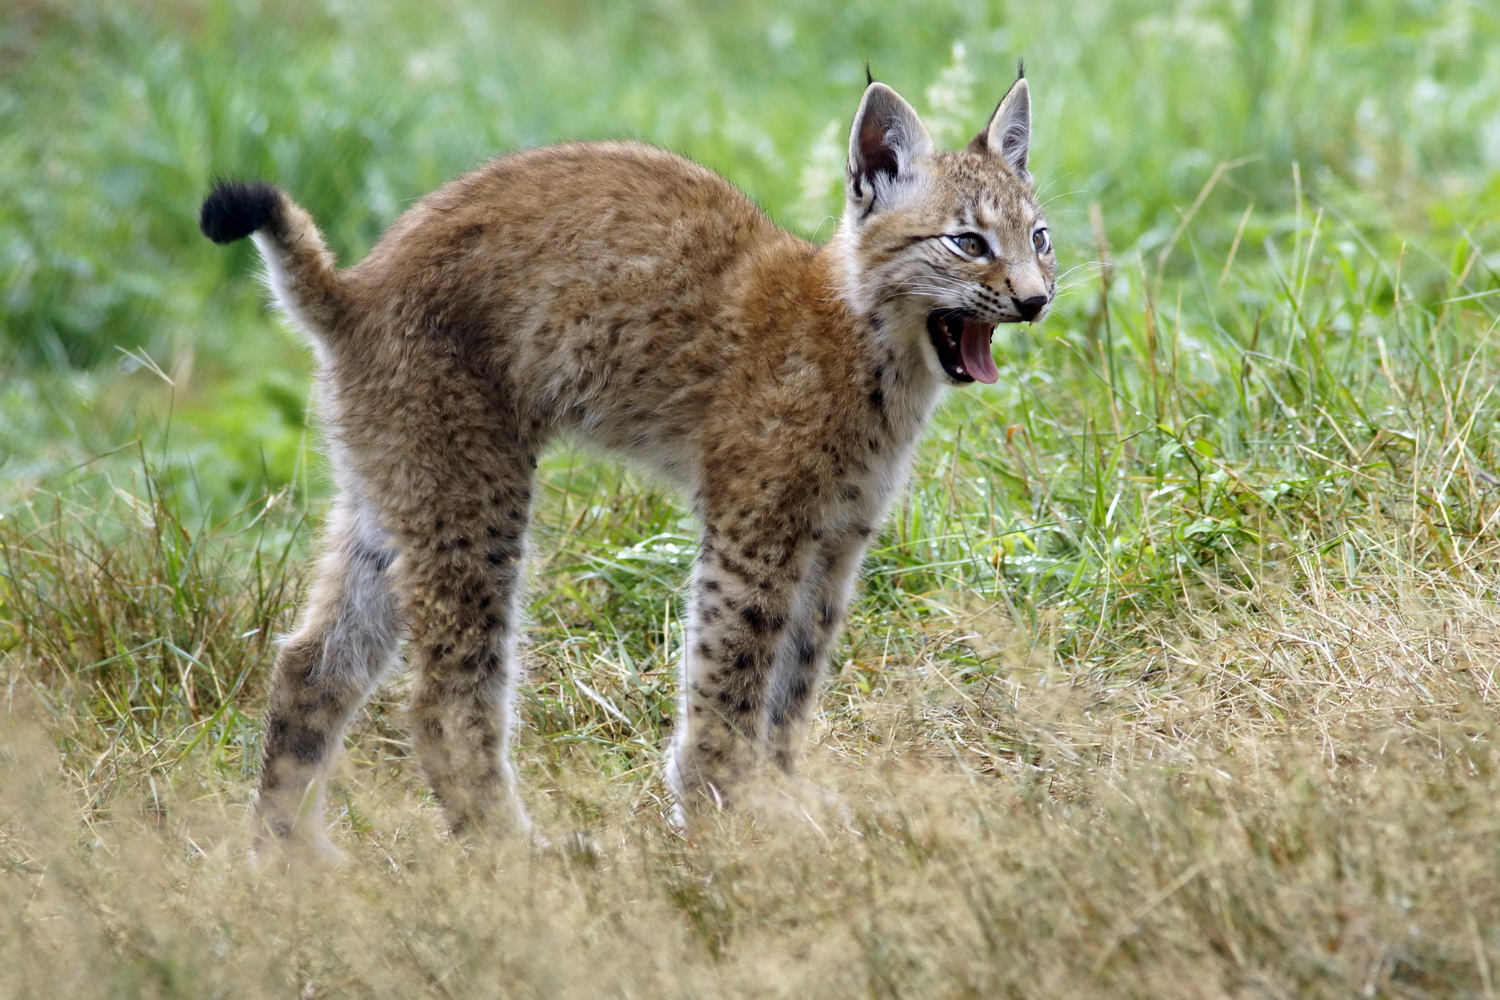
[199,179,280,244]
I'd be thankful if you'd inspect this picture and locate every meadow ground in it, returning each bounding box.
[4,0,1500,996]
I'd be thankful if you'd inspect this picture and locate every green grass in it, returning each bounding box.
[4,0,1500,996]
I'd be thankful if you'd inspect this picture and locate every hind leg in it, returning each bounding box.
[252,497,399,862]
[382,443,537,838]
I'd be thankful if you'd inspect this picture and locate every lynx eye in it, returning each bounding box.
[1032,227,1051,254]
[943,232,991,259]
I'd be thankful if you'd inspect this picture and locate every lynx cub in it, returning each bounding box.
[202,72,1054,855]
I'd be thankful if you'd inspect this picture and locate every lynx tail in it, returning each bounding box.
[200,180,345,342]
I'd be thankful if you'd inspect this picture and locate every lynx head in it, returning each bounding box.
[836,72,1055,385]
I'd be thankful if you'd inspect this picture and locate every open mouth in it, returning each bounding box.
[926,309,999,384]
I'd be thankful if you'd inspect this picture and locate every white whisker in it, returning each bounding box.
[1055,262,1106,283]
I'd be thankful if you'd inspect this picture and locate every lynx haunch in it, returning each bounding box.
[201,71,1055,857]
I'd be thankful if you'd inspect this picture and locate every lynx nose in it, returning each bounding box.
[1014,295,1049,322]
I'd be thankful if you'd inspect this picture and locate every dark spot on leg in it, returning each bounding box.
[287,724,325,765]
[740,604,769,633]
[264,716,288,750]
[479,727,499,753]
[354,543,394,573]
[718,555,754,582]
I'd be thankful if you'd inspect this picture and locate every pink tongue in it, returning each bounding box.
[959,319,999,384]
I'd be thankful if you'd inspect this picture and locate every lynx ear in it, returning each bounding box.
[846,83,933,213]
[972,74,1031,180]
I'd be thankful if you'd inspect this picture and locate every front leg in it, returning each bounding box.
[667,518,816,817]
[767,525,872,772]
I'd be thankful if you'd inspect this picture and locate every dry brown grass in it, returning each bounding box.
[6,563,1498,999]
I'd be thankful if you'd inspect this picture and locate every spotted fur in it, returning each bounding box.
[204,74,1056,855]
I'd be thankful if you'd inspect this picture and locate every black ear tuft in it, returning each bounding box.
[199,179,280,244]
[1017,58,1025,80]
[864,61,875,86]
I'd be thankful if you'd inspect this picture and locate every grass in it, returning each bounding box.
[4,0,1500,995]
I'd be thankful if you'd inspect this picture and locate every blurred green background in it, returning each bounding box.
[5,0,1498,502]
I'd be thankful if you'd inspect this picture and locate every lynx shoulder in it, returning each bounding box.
[201,71,1055,857]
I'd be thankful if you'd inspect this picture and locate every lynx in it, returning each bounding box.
[201,72,1055,857]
